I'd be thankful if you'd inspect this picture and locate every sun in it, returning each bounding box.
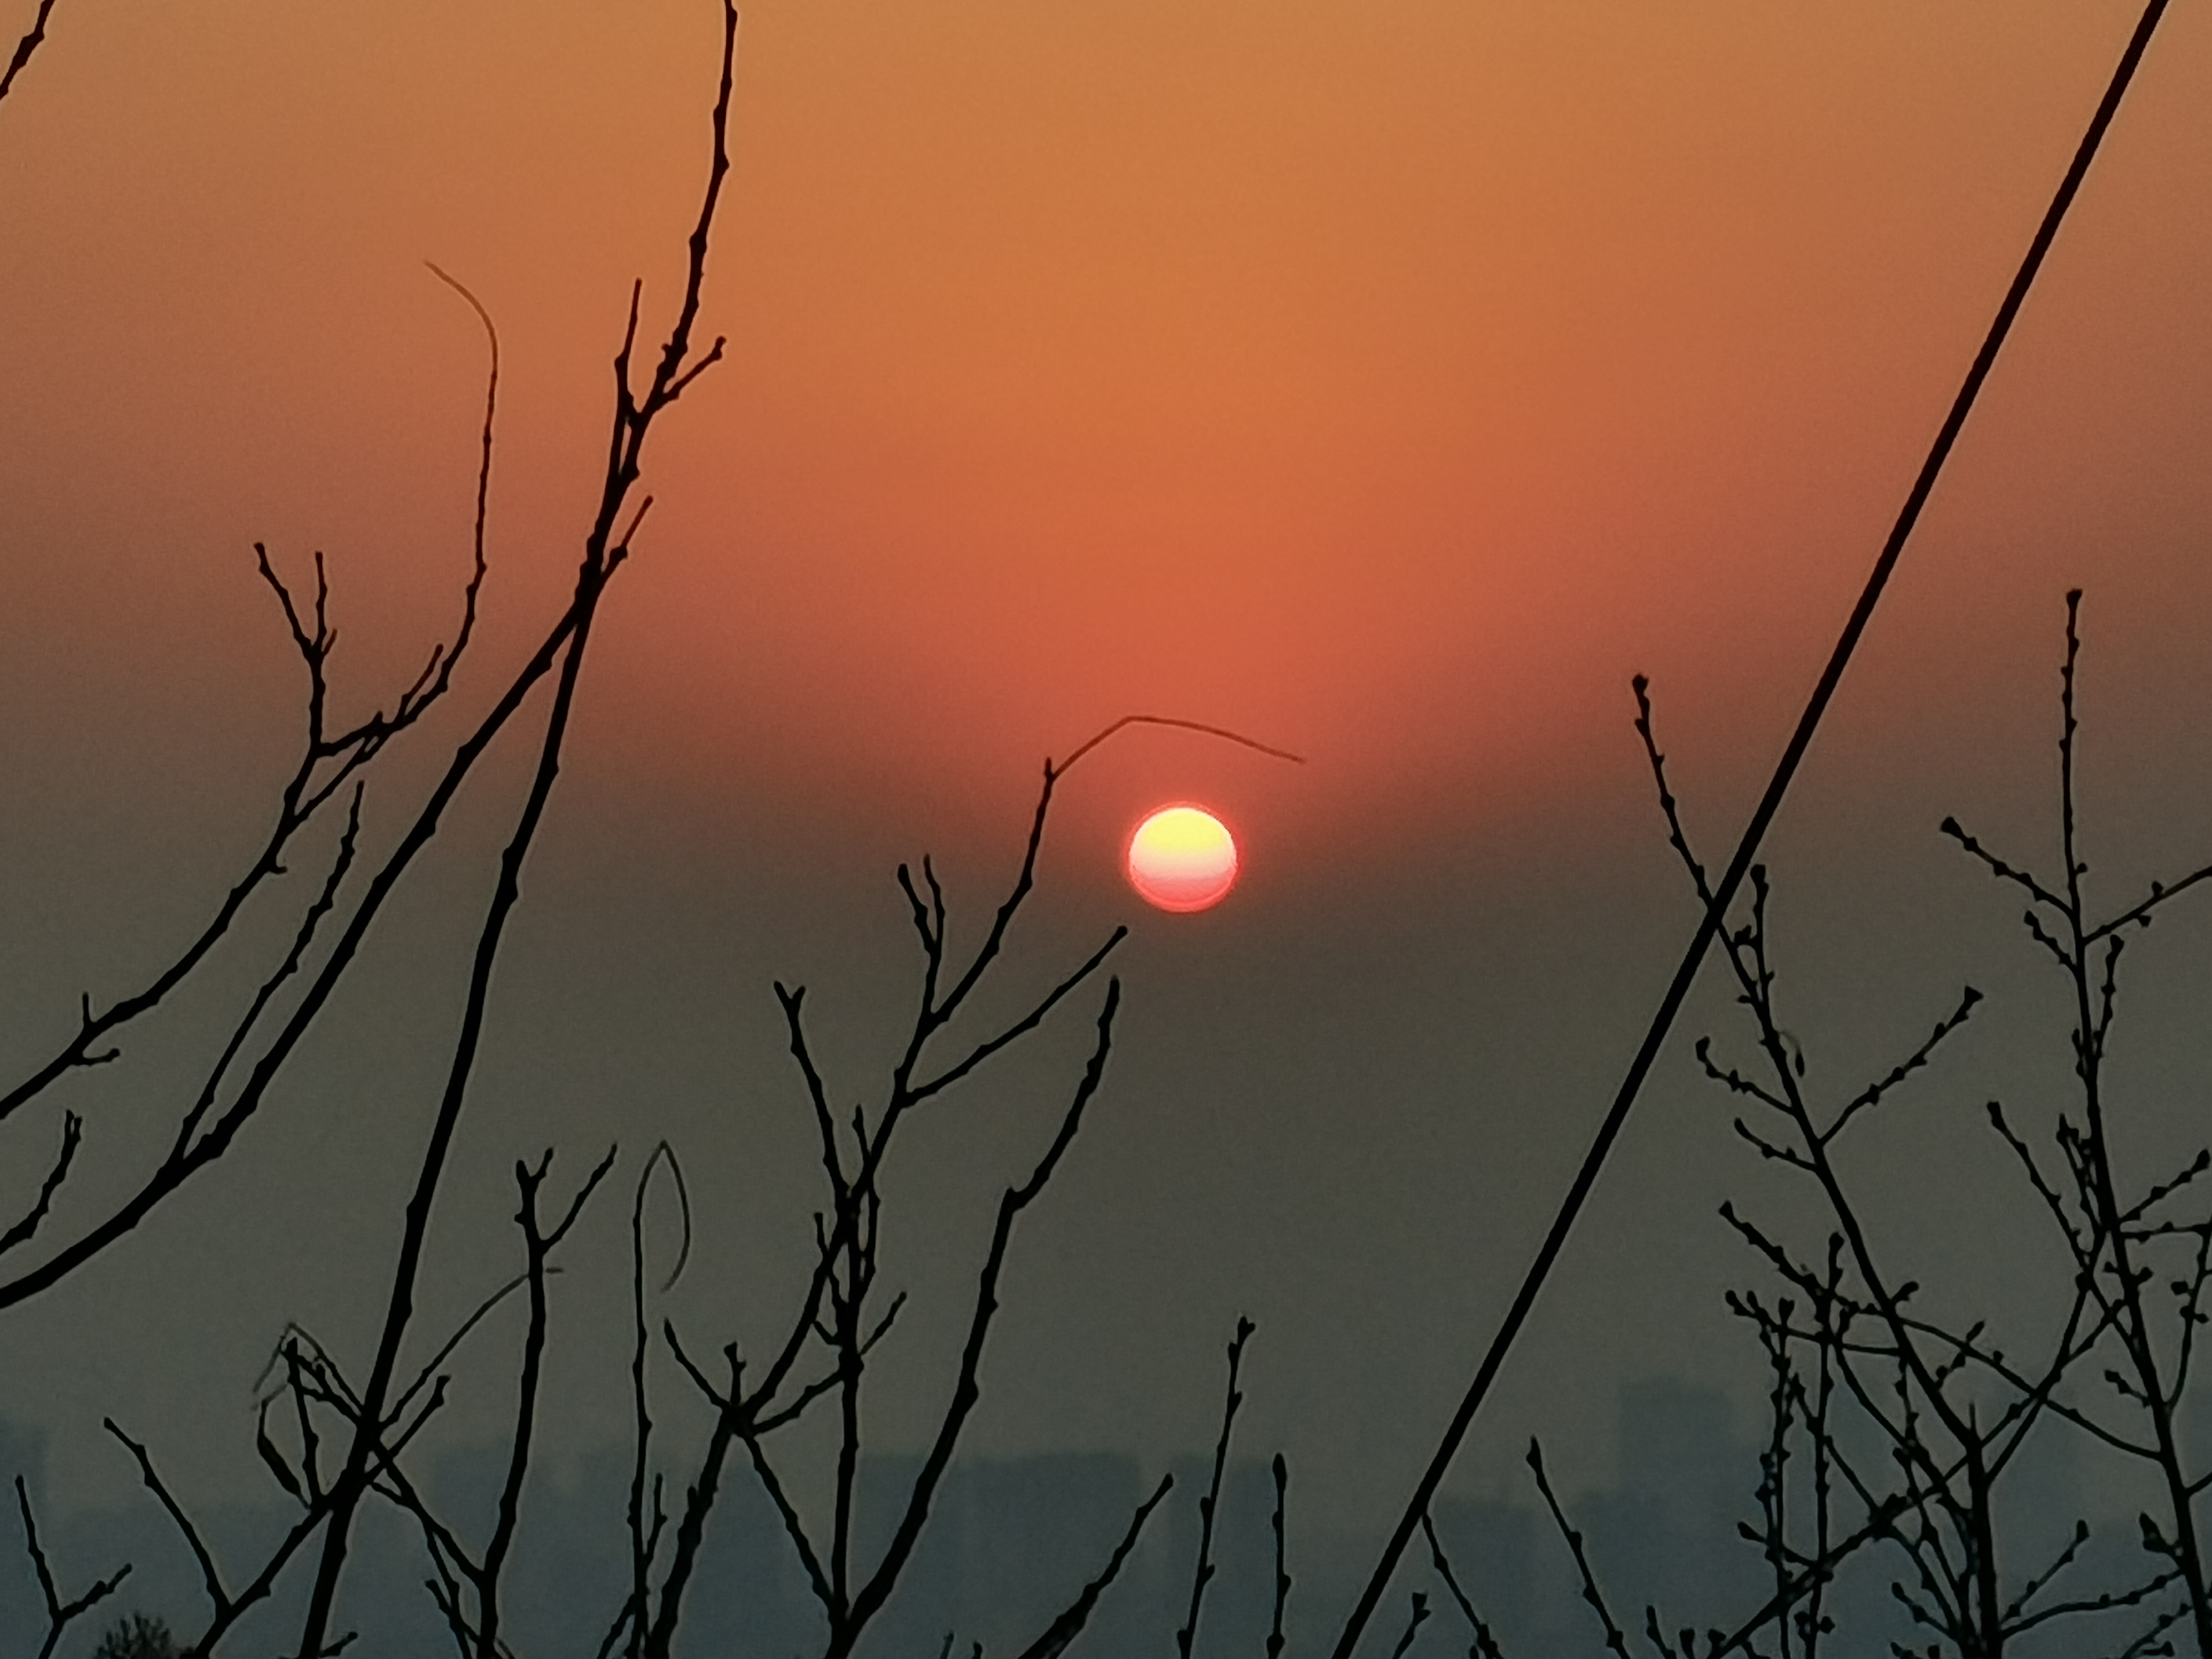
[1127,805,1238,913]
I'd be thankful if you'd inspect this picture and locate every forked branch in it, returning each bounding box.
[16,1475,130,1659]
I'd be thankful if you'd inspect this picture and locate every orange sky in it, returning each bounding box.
[8,0,2212,1526]
[4,0,2210,884]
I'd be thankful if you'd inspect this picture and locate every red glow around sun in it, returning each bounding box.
[1127,805,1238,913]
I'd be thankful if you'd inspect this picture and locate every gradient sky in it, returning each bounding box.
[4,0,2212,1565]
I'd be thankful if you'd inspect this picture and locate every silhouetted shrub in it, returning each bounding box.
[92,1613,178,1659]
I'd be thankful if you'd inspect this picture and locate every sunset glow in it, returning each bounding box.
[1127,806,1239,913]
[1,3,2205,861]
[5,0,2212,1623]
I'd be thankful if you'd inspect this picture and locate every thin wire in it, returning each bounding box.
[1329,5,2174,1653]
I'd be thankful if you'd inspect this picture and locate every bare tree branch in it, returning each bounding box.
[16,1474,130,1659]
[0,0,60,108]
[1010,1473,1175,1659]
[1177,1317,1255,1659]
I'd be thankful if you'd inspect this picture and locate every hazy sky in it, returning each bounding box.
[3,0,2212,1571]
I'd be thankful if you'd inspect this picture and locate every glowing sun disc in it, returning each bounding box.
[1127,806,1238,913]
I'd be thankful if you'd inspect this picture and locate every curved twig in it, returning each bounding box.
[1053,714,1305,775]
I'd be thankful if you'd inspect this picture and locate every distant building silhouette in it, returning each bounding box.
[8,1377,2124,1659]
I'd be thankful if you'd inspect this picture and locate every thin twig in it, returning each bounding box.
[0,0,60,108]
[1327,8,2176,1648]
[1527,1443,1631,1658]
[1053,714,1305,774]
[1010,1474,1175,1659]
[16,1475,131,1659]
[1178,1317,1256,1659]
[1423,1512,1505,1659]
[1269,1455,1293,1659]
[290,6,740,1646]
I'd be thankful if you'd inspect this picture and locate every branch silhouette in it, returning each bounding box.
[0,0,59,108]
[0,258,501,1315]
[1331,6,2175,1651]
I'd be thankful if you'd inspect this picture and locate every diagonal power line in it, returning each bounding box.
[1330,4,2175,1654]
